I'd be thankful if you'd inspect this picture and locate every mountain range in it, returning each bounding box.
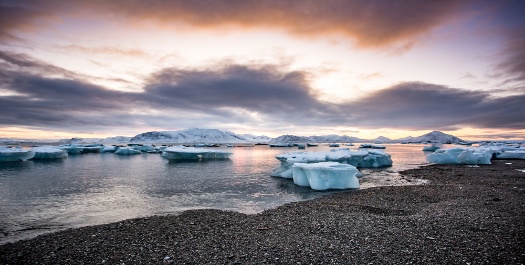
[3,129,473,145]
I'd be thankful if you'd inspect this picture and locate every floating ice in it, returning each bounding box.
[60,144,84,154]
[162,146,232,160]
[134,145,156,153]
[101,145,118,153]
[270,143,294,147]
[0,146,35,162]
[271,148,392,178]
[422,144,441,152]
[359,144,386,149]
[59,144,101,154]
[31,146,68,160]
[80,145,102,153]
[292,162,359,190]
[115,147,142,155]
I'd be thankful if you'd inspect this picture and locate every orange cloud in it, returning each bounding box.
[1,0,464,48]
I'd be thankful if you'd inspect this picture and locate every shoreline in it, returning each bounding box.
[1,160,524,264]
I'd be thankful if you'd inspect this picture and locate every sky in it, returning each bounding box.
[0,0,524,140]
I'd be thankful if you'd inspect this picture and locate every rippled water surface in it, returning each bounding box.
[0,144,431,243]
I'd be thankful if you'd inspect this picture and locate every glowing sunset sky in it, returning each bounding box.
[0,0,524,140]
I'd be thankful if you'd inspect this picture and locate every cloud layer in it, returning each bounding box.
[0,0,463,47]
[1,51,524,133]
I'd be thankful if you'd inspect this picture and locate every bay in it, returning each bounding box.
[0,144,432,244]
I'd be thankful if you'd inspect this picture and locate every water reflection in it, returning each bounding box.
[0,161,35,174]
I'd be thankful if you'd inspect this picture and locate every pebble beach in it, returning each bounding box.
[1,160,524,264]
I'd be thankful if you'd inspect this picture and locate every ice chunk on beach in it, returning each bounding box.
[496,151,525,160]
[426,148,463,164]
[115,147,142,155]
[0,146,35,162]
[271,149,392,178]
[457,150,491,165]
[292,162,359,190]
[427,148,492,164]
[162,146,232,160]
[31,146,68,159]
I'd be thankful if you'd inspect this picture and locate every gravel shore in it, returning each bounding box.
[1,160,524,264]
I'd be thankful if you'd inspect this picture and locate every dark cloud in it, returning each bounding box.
[142,65,333,120]
[0,0,463,48]
[0,1,43,42]
[464,133,525,140]
[477,0,525,86]
[344,82,525,129]
[0,50,77,79]
[1,51,524,132]
[0,51,131,128]
[497,27,525,85]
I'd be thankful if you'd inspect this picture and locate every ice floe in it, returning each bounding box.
[360,143,386,149]
[161,146,232,160]
[0,146,35,162]
[31,146,68,160]
[422,144,441,152]
[59,144,84,154]
[115,147,142,155]
[101,145,118,153]
[59,144,101,154]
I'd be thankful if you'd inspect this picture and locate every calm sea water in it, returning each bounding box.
[0,144,432,244]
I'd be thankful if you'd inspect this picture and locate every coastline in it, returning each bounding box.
[1,160,524,264]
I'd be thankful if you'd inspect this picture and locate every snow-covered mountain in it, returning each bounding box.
[129,128,249,143]
[308,134,365,143]
[269,134,365,143]
[58,137,103,144]
[395,136,415,142]
[98,136,133,144]
[49,129,469,145]
[407,131,463,143]
[269,135,310,143]
[241,134,273,143]
[374,136,391,142]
